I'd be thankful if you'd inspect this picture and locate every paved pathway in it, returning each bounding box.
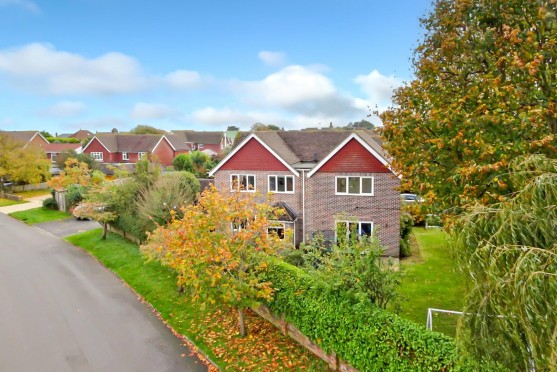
[0,194,51,214]
[0,213,208,371]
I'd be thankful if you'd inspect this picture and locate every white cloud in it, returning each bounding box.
[131,102,175,120]
[43,101,85,117]
[0,43,147,95]
[0,0,39,13]
[192,107,283,128]
[239,65,362,117]
[164,69,203,89]
[258,51,286,67]
[354,69,401,103]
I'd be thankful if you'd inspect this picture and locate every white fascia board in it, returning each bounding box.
[307,133,391,178]
[209,133,299,177]
[81,136,112,153]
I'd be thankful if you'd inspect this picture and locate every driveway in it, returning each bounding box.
[0,213,208,372]
[35,217,101,238]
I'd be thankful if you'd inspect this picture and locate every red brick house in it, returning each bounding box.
[209,130,401,257]
[45,143,83,163]
[171,130,224,156]
[82,133,190,167]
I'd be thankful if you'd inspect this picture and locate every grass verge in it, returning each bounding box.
[0,198,27,207]
[398,227,465,337]
[66,229,328,371]
[9,207,70,224]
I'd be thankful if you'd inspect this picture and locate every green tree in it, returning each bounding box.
[381,0,556,211]
[172,153,193,172]
[135,171,200,232]
[226,125,240,131]
[453,155,556,370]
[141,186,285,337]
[129,125,165,134]
[0,134,51,192]
[250,123,281,131]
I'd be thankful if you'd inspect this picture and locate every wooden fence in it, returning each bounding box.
[253,304,357,371]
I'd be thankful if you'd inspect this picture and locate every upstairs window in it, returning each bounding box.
[91,152,103,161]
[268,175,294,193]
[231,174,256,192]
[335,176,373,196]
[138,152,147,160]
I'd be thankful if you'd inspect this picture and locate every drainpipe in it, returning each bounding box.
[302,169,306,243]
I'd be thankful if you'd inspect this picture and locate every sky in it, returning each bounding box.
[0,0,432,135]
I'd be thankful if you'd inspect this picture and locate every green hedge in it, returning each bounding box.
[261,257,467,371]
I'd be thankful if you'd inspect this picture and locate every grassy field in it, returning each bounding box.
[66,230,328,371]
[0,198,27,207]
[10,207,70,224]
[398,227,465,337]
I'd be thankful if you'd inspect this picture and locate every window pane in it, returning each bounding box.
[348,177,360,194]
[286,176,293,192]
[348,222,359,240]
[231,175,238,190]
[248,175,255,190]
[269,176,276,192]
[336,177,346,193]
[362,178,372,194]
[360,223,372,236]
[277,176,285,192]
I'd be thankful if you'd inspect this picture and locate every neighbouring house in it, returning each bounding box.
[82,133,190,167]
[171,130,224,157]
[209,130,401,257]
[58,129,94,140]
[221,130,240,150]
[45,142,83,163]
[1,130,49,150]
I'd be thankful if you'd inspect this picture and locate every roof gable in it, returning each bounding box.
[82,136,112,153]
[307,133,392,177]
[209,134,299,176]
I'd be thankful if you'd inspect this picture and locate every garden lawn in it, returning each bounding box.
[15,189,51,198]
[0,198,26,207]
[398,227,465,337]
[10,207,70,224]
[66,230,328,371]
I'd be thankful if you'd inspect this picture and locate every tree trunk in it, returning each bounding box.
[101,222,107,240]
[238,307,246,337]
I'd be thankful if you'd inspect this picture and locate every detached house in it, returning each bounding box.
[171,130,224,156]
[1,131,49,150]
[209,130,401,257]
[82,133,190,167]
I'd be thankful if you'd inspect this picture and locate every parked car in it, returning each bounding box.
[401,193,424,204]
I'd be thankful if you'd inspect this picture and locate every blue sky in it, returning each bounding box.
[0,0,432,135]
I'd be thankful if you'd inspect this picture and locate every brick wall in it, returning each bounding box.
[213,170,303,245]
[305,172,400,257]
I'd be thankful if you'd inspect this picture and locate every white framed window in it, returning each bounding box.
[231,219,247,232]
[268,222,285,239]
[138,152,147,160]
[230,174,256,192]
[122,152,129,160]
[51,153,57,162]
[336,221,374,242]
[91,152,103,161]
[268,175,294,193]
[335,176,374,196]
[198,144,204,149]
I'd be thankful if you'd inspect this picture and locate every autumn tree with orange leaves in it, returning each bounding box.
[141,185,286,337]
[381,0,556,211]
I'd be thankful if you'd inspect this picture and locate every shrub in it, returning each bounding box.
[42,197,58,210]
[260,257,475,371]
[400,212,414,257]
[65,184,86,209]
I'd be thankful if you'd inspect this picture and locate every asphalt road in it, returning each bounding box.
[0,213,208,372]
